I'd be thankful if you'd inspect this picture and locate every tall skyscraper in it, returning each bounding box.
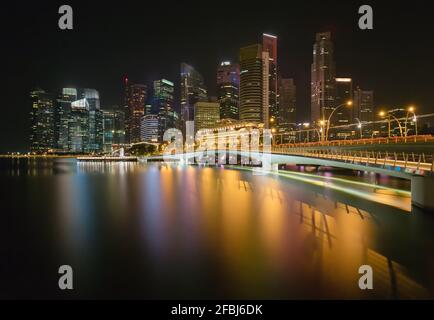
[103,109,115,153]
[278,78,296,134]
[125,80,147,143]
[68,98,90,153]
[239,44,265,124]
[262,33,278,125]
[113,107,126,145]
[82,88,103,152]
[153,79,178,130]
[102,106,125,152]
[56,87,77,151]
[217,61,239,120]
[311,32,336,124]
[180,63,208,126]
[194,101,220,132]
[30,89,55,153]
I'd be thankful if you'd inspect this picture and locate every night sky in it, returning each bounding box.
[1,0,433,152]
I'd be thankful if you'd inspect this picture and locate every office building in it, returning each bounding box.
[217,61,239,120]
[68,98,89,153]
[262,33,278,125]
[30,89,55,153]
[311,32,336,124]
[194,101,220,132]
[141,114,161,143]
[239,44,265,124]
[278,78,296,134]
[125,80,147,143]
[153,79,177,130]
[56,87,77,151]
[333,77,353,139]
[354,88,374,137]
[180,63,208,125]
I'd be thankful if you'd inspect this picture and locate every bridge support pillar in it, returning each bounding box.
[411,175,434,212]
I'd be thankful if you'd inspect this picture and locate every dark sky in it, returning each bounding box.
[1,0,433,152]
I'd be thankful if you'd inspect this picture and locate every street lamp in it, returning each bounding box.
[354,118,363,138]
[324,100,352,141]
[302,123,310,142]
[379,110,403,138]
[404,106,418,137]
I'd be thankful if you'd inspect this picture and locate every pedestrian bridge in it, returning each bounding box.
[147,148,434,212]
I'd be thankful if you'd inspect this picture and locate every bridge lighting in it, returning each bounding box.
[379,111,386,117]
[346,100,353,106]
[408,106,415,113]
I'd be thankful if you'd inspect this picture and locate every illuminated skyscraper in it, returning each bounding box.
[262,33,278,125]
[153,79,178,130]
[311,32,336,124]
[239,44,267,124]
[180,63,208,125]
[103,109,115,153]
[102,106,125,152]
[278,78,296,134]
[56,87,77,151]
[82,88,103,152]
[217,61,239,120]
[30,89,55,153]
[125,80,147,143]
[68,98,89,153]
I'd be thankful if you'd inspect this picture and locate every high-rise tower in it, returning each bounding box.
[311,32,336,124]
[217,61,239,120]
[262,33,278,125]
[125,80,147,143]
[180,63,207,126]
[239,44,265,124]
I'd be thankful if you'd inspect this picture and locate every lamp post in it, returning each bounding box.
[379,111,404,138]
[354,118,363,139]
[319,120,325,142]
[303,123,311,142]
[324,100,352,141]
[404,106,418,137]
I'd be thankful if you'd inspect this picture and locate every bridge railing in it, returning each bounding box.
[275,134,434,148]
[272,147,434,174]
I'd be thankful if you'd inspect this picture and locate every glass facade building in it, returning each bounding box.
[278,78,296,134]
[311,32,336,124]
[125,81,147,143]
[56,88,77,151]
[180,63,208,125]
[30,89,55,153]
[194,101,220,132]
[217,61,239,120]
[262,34,278,126]
[239,44,264,124]
[153,79,177,131]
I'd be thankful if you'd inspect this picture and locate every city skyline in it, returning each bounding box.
[4,1,434,303]
[2,1,434,152]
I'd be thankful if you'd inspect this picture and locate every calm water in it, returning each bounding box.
[1,158,434,299]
